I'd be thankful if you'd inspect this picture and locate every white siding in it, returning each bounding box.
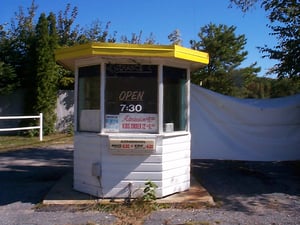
[100,135,161,198]
[73,133,191,198]
[73,133,102,196]
[160,134,191,196]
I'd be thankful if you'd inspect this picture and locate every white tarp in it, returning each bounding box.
[190,84,300,161]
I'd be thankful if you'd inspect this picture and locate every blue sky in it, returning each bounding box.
[0,0,278,76]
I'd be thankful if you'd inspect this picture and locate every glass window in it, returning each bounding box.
[77,65,100,132]
[163,66,187,132]
[105,64,158,133]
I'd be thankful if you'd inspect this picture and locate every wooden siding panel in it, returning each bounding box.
[162,158,190,171]
[162,166,190,180]
[161,181,190,196]
[162,150,190,163]
[161,134,191,146]
[74,134,102,196]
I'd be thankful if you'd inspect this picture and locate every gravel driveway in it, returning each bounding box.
[0,145,115,225]
[144,160,300,224]
[0,145,299,225]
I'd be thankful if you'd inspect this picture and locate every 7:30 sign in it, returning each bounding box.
[120,104,143,113]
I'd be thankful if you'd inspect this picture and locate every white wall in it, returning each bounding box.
[0,89,74,133]
[73,133,191,198]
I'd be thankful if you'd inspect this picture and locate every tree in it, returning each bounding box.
[260,0,299,78]
[34,13,58,134]
[76,20,114,44]
[0,0,37,89]
[230,0,300,79]
[168,29,182,45]
[119,30,157,44]
[270,78,300,97]
[56,3,79,46]
[190,23,260,96]
[0,61,19,95]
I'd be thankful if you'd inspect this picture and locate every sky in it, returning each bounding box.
[0,0,278,76]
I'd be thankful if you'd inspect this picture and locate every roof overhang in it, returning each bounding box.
[55,42,209,71]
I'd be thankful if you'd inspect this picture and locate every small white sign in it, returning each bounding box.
[109,139,156,154]
[105,114,119,132]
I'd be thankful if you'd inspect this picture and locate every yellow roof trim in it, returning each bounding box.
[55,42,209,70]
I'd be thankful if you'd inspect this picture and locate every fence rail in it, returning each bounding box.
[0,113,43,141]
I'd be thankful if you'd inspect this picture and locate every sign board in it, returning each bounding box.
[109,138,156,154]
[105,113,158,133]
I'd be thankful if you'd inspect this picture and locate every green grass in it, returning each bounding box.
[0,133,73,152]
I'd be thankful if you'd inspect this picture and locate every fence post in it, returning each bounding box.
[39,113,43,141]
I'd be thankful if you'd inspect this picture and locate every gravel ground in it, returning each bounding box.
[0,145,116,225]
[0,145,299,225]
[144,160,300,225]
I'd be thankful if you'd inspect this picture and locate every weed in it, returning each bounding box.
[143,180,158,202]
[89,181,160,224]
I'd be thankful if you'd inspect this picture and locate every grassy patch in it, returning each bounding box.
[0,133,73,152]
[83,200,167,225]
[37,199,212,225]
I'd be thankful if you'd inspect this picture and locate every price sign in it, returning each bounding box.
[109,139,156,154]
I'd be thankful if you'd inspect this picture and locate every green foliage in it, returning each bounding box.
[260,0,300,78]
[34,13,58,134]
[191,23,249,74]
[56,3,79,46]
[57,65,74,89]
[270,77,300,98]
[77,20,114,44]
[191,23,261,96]
[0,1,37,89]
[190,22,299,98]
[119,30,157,44]
[229,0,259,12]
[230,0,300,79]
[143,180,158,202]
[0,61,19,95]
[168,29,183,45]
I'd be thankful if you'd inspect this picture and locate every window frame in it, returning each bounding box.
[103,64,159,134]
[76,64,101,132]
[74,61,190,136]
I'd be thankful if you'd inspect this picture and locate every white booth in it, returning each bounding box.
[56,43,209,198]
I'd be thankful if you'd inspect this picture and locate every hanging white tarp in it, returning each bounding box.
[190,84,300,161]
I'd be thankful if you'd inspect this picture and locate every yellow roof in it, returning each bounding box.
[55,42,209,71]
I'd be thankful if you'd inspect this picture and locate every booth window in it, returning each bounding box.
[105,64,158,133]
[77,65,100,132]
[163,66,187,132]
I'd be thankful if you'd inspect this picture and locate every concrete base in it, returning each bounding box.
[43,172,214,205]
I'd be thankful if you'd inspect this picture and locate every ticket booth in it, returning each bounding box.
[56,43,209,198]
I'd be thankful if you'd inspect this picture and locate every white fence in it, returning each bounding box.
[0,113,43,141]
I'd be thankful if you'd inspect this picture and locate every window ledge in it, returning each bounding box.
[99,131,190,138]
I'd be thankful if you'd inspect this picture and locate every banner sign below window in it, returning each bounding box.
[105,113,158,133]
[119,113,158,133]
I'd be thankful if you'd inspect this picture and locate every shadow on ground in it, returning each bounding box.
[191,159,300,212]
[1,145,299,215]
[0,146,73,206]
